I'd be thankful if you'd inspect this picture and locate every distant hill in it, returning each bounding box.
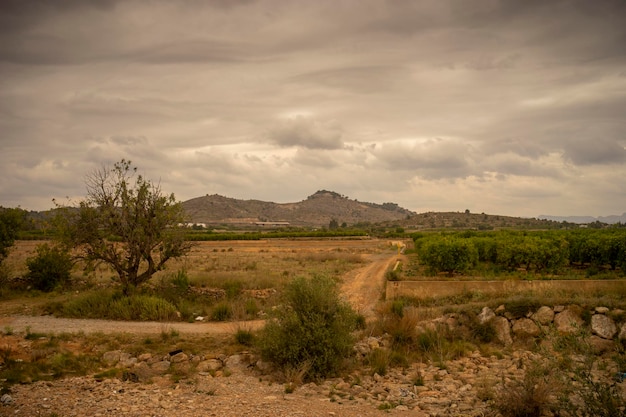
[538,213,626,224]
[182,190,414,227]
[181,190,569,230]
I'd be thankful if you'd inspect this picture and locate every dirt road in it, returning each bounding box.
[340,252,402,318]
[0,247,400,335]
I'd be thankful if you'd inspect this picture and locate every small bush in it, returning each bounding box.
[234,328,254,346]
[385,269,400,281]
[492,362,557,417]
[52,291,178,321]
[170,269,190,291]
[244,299,259,316]
[109,295,178,321]
[211,302,232,321]
[377,306,420,348]
[256,274,357,381]
[26,244,73,292]
[390,299,405,318]
[222,279,243,299]
[470,319,497,343]
[367,348,390,376]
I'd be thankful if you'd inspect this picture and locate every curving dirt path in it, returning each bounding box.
[340,252,402,318]
[0,248,400,335]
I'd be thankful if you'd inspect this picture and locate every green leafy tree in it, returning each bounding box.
[257,274,357,381]
[26,243,73,292]
[0,207,25,264]
[418,236,478,275]
[55,160,192,295]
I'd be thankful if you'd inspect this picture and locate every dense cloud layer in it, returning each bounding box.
[1,0,625,216]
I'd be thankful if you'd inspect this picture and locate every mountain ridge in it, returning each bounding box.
[182,190,414,227]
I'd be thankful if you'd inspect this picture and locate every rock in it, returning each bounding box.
[255,359,272,372]
[512,318,541,338]
[102,350,122,366]
[138,353,152,362]
[477,307,495,325]
[619,323,626,341]
[531,306,555,325]
[197,359,223,373]
[119,353,137,368]
[591,314,618,339]
[554,309,584,334]
[493,316,513,346]
[589,335,615,354]
[132,362,153,382]
[150,361,171,374]
[225,354,251,370]
[554,305,566,313]
[495,305,506,315]
[1,394,13,405]
[367,337,381,350]
[170,352,189,363]
[595,306,610,314]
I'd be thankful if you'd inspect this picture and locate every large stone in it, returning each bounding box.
[591,314,617,340]
[225,353,252,370]
[477,307,495,325]
[197,359,223,373]
[150,361,171,373]
[119,353,137,368]
[132,362,153,382]
[589,335,615,354]
[620,323,626,341]
[170,352,189,363]
[531,306,555,326]
[102,350,122,366]
[554,309,584,335]
[493,316,513,346]
[512,318,541,338]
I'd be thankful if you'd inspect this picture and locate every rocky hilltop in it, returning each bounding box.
[182,190,414,227]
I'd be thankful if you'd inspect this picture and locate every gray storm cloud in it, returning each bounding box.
[0,0,625,216]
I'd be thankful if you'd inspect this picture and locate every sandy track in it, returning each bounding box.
[340,252,401,318]
[0,315,265,335]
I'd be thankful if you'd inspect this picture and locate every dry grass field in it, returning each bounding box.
[3,238,388,282]
[0,238,398,319]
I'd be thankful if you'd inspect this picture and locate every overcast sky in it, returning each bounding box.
[1,0,625,217]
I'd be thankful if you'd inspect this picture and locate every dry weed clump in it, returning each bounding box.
[492,361,558,417]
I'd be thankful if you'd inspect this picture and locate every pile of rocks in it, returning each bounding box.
[471,304,626,350]
[101,349,255,383]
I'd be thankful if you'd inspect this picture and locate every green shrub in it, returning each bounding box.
[221,279,243,299]
[234,328,254,346]
[53,291,178,321]
[256,274,357,381]
[211,302,232,321]
[26,243,73,292]
[244,299,259,316]
[390,299,405,318]
[170,269,190,291]
[109,295,178,321]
